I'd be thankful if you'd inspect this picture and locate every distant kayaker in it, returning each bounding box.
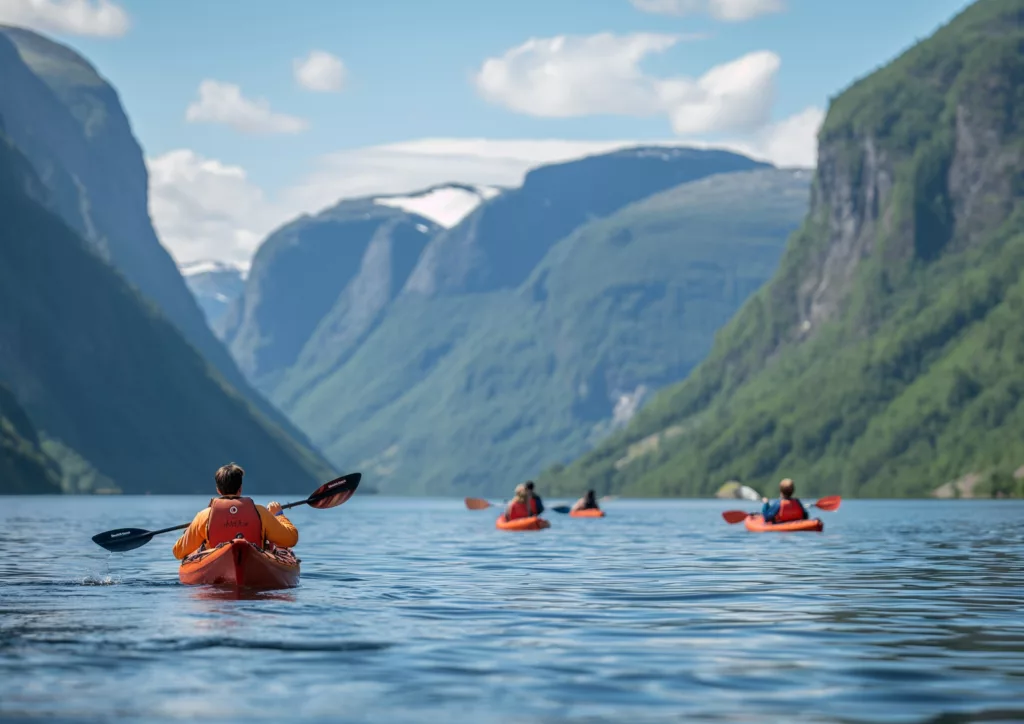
[571,490,600,513]
[172,463,299,560]
[525,481,545,515]
[761,478,808,523]
[504,483,541,521]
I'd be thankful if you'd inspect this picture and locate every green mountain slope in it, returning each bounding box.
[0,383,61,494]
[541,0,1024,498]
[282,169,810,494]
[0,26,320,454]
[0,132,331,494]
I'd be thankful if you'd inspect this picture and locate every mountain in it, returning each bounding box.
[0,129,332,494]
[220,194,449,392]
[245,153,807,494]
[0,383,61,494]
[403,148,768,298]
[0,26,318,453]
[541,0,1024,499]
[181,260,245,330]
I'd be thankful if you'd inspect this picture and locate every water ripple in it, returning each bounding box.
[1,497,1022,723]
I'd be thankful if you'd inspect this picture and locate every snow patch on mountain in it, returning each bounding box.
[180,259,248,279]
[374,185,501,228]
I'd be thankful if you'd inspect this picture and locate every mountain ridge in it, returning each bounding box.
[0,25,324,458]
[540,0,1024,499]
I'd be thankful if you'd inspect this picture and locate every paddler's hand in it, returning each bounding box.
[267,501,283,516]
[761,497,768,503]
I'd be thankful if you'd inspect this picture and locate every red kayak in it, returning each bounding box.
[495,515,550,531]
[744,514,823,533]
[569,508,605,518]
[179,540,300,589]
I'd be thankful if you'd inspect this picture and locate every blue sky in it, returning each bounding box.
[3,0,973,265]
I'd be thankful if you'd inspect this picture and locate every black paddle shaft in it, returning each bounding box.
[92,473,360,552]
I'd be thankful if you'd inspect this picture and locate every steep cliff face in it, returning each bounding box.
[0,26,317,451]
[543,0,1024,498]
[0,131,331,494]
[220,200,439,391]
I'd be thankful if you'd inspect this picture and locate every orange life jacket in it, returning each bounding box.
[206,496,263,547]
[775,498,806,523]
[506,497,539,520]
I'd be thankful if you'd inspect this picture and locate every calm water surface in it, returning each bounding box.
[1,497,1022,723]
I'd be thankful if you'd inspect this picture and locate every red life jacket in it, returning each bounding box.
[775,498,806,523]
[506,497,539,520]
[206,497,263,547]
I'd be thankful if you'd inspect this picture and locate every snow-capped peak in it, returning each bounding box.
[373,185,501,229]
[179,259,247,278]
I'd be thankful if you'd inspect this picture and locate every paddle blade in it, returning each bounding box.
[721,510,751,524]
[92,528,154,552]
[464,497,493,510]
[307,473,361,509]
[551,505,571,514]
[813,495,842,511]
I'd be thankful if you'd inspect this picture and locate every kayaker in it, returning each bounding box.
[761,478,808,523]
[525,481,545,515]
[570,490,600,513]
[172,463,299,560]
[504,483,540,521]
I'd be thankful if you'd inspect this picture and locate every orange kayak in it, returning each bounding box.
[495,515,550,531]
[569,508,605,518]
[179,540,300,588]
[744,515,823,532]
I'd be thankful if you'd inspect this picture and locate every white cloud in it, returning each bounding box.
[185,80,308,134]
[658,50,779,134]
[280,138,663,214]
[750,106,824,168]
[630,0,784,21]
[150,120,822,269]
[147,150,285,269]
[0,0,129,37]
[475,33,779,135]
[476,33,677,118]
[293,50,346,92]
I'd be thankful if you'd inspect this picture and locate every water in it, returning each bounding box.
[1,497,1022,723]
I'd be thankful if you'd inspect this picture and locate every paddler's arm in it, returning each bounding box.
[761,500,780,522]
[172,508,211,560]
[258,503,298,548]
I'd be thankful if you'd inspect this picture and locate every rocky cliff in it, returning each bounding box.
[542,0,1024,498]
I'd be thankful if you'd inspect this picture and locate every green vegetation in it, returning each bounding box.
[281,169,809,494]
[0,383,61,494]
[0,132,332,494]
[542,0,1024,499]
[0,27,320,454]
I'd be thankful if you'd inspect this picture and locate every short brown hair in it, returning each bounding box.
[780,478,795,498]
[215,463,244,495]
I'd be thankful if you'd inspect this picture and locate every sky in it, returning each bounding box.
[0,0,973,268]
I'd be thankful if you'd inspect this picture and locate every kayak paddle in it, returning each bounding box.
[721,495,842,524]
[464,497,501,510]
[92,473,362,553]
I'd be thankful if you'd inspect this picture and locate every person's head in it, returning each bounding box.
[513,483,529,503]
[585,489,597,504]
[779,478,795,499]
[525,481,535,493]
[215,463,245,496]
